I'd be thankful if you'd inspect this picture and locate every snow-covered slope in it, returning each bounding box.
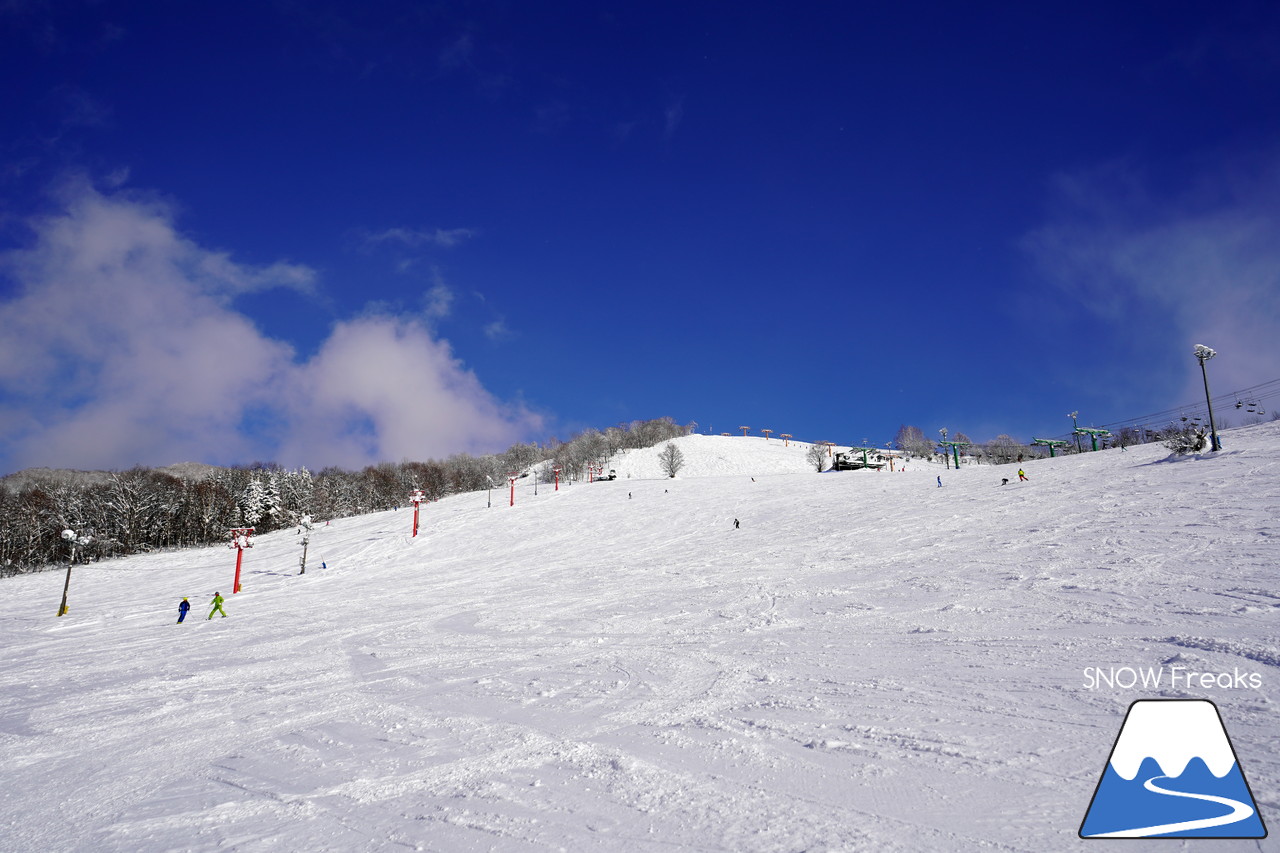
[2,424,1278,851]
[606,434,836,479]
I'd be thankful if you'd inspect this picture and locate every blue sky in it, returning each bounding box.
[2,1,1279,473]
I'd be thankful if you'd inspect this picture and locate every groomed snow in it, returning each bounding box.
[2,425,1278,851]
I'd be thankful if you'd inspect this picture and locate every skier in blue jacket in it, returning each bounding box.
[177,597,190,623]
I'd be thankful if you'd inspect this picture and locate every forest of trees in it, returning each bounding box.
[0,417,690,577]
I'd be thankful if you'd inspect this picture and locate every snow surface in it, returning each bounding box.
[2,426,1279,852]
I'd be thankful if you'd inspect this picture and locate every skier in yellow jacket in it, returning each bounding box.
[207,591,227,619]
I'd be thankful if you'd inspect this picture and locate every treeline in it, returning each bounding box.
[0,417,690,576]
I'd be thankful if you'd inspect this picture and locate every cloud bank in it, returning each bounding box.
[0,181,539,473]
[1022,156,1280,399]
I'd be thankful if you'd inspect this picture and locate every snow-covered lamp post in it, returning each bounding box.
[762,429,772,441]
[739,426,751,437]
[298,514,313,575]
[1195,344,1222,452]
[780,433,792,447]
[56,528,91,617]
[508,473,518,507]
[229,527,254,593]
[1068,411,1081,453]
[409,489,425,537]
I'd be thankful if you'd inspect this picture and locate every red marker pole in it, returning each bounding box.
[409,489,425,537]
[554,467,561,491]
[229,528,254,593]
[509,474,517,507]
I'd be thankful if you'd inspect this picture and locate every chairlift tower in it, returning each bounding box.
[1032,438,1070,458]
[939,440,970,470]
[1074,427,1112,452]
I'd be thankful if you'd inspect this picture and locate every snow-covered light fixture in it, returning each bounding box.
[298,514,314,575]
[56,529,92,617]
[1194,344,1222,451]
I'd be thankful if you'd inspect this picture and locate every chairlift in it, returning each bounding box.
[1247,400,1259,413]
[1180,412,1188,423]
[1235,398,1243,410]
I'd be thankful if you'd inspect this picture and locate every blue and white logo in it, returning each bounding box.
[1080,699,1267,838]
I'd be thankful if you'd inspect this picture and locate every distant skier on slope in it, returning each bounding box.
[1018,469,1028,482]
[207,592,227,620]
[937,476,942,488]
[177,597,190,623]
[734,519,740,529]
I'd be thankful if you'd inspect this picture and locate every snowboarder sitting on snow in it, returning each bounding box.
[207,592,227,619]
[1018,469,1028,482]
[177,597,190,623]
[1001,478,1009,486]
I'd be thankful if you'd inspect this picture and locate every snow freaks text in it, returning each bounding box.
[1083,666,1262,691]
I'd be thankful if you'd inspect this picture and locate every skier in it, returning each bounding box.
[734,518,740,529]
[177,597,190,623]
[937,476,942,488]
[1001,478,1009,486]
[207,591,227,620]
[1018,469,1028,482]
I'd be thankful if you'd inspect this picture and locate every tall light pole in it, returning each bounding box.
[298,514,313,574]
[1195,344,1222,451]
[939,428,949,468]
[56,528,91,617]
[1069,411,1081,452]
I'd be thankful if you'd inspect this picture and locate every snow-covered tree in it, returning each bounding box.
[238,478,267,527]
[894,425,933,459]
[806,443,828,472]
[658,442,685,478]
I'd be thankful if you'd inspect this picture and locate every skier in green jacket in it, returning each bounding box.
[207,592,227,619]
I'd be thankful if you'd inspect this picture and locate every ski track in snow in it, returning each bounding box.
[1,429,1278,851]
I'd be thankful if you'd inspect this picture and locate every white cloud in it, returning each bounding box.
[360,226,476,249]
[483,318,513,342]
[1022,157,1280,398]
[423,274,453,320]
[0,180,538,473]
